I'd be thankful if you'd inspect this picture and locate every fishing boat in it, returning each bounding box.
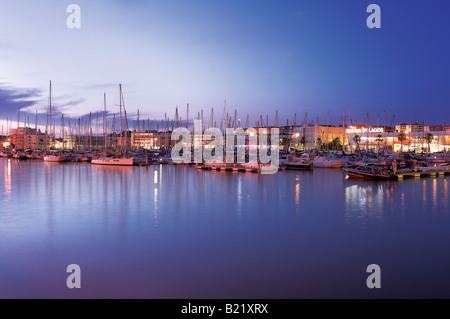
[344,165,394,180]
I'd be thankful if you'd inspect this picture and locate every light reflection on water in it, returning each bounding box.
[0,159,449,298]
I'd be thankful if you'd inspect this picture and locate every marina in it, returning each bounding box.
[1,157,449,298]
[1,0,450,303]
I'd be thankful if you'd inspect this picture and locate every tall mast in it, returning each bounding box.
[103,93,107,152]
[49,81,52,149]
[342,109,345,151]
[119,84,123,151]
[137,109,140,132]
[124,110,128,153]
[89,112,92,152]
[62,113,64,150]
[223,100,226,131]
[186,103,189,130]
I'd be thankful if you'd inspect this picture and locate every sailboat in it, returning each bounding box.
[91,85,134,166]
[313,153,347,168]
[43,81,67,163]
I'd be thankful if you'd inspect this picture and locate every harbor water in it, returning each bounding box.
[0,158,449,298]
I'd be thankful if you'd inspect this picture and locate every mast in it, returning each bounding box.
[384,110,387,149]
[342,109,345,151]
[96,111,99,151]
[49,81,52,150]
[119,84,123,152]
[223,100,226,132]
[137,109,140,132]
[186,103,189,130]
[62,114,64,150]
[78,118,81,153]
[89,112,92,152]
[104,93,107,152]
[124,110,128,154]
[326,111,329,152]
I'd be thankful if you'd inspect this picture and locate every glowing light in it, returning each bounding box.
[346,126,384,134]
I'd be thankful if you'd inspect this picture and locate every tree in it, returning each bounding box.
[353,134,361,152]
[331,137,342,150]
[375,134,384,151]
[426,133,434,153]
[316,137,322,150]
[398,132,407,152]
[300,136,306,151]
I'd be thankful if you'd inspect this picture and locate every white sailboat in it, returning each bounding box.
[43,81,66,163]
[44,153,67,162]
[91,85,133,166]
[313,153,347,168]
[91,156,134,166]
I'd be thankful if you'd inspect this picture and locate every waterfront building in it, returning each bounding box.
[288,125,348,151]
[10,127,46,150]
[131,131,160,150]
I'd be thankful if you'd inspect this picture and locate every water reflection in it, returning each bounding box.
[295,176,300,206]
[445,179,448,210]
[2,159,450,298]
[1,159,12,202]
[433,178,437,209]
[343,181,390,229]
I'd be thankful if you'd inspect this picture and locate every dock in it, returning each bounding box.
[395,168,450,180]
[195,163,260,173]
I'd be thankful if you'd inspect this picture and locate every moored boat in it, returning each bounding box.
[314,153,347,168]
[286,153,314,170]
[344,165,394,180]
[44,153,67,162]
[91,156,134,166]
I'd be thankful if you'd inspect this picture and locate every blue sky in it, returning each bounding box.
[0,0,449,130]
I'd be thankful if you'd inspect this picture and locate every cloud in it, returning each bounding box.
[0,84,43,118]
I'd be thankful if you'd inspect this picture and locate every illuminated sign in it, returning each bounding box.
[346,126,384,134]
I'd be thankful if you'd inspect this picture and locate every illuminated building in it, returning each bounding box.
[10,127,46,150]
[131,131,160,150]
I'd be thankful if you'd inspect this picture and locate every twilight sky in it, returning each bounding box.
[0,0,449,130]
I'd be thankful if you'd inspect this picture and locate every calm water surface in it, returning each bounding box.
[0,158,449,298]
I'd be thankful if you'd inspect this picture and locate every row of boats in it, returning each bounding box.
[2,148,450,180]
[0,149,138,166]
[281,149,450,180]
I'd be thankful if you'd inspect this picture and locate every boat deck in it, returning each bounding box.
[195,164,260,173]
[395,169,450,180]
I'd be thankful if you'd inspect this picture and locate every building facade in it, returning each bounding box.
[10,127,46,150]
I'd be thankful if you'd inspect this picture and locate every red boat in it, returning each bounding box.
[344,165,395,180]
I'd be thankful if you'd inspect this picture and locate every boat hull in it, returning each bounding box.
[344,168,394,180]
[44,156,66,162]
[314,160,347,168]
[91,158,134,166]
[286,163,314,170]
